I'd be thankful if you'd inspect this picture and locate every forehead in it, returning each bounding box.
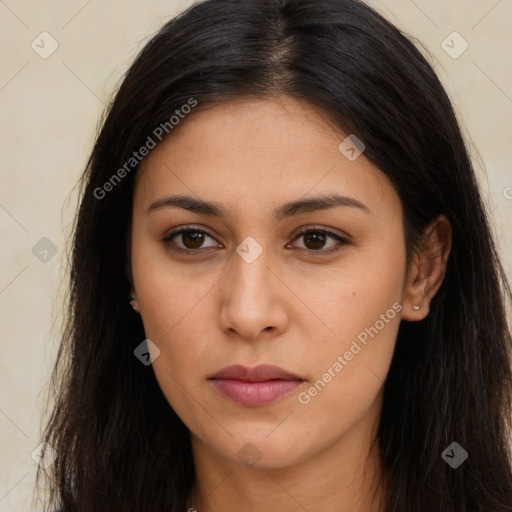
[134,96,400,220]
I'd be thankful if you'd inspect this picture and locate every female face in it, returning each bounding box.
[130,95,413,470]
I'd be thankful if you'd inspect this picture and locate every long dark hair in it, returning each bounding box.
[37,0,512,510]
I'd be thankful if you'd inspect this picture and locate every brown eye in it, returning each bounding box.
[180,230,206,249]
[303,231,327,250]
[290,228,349,254]
[163,226,349,256]
[163,228,219,252]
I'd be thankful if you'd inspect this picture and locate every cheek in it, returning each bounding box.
[298,241,405,348]
[293,290,401,449]
[136,276,215,429]
[131,232,215,339]
[134,271,214,375]
[292,244,404,412]
[130,240,216,404]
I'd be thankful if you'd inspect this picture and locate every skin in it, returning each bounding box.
[129,95,452,512]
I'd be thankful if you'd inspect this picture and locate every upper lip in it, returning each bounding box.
[210,364,303,382]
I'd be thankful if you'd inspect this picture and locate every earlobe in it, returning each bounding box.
[402,215,452,322]
[129,293,140,314]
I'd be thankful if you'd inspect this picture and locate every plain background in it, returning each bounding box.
[1,0,511,510]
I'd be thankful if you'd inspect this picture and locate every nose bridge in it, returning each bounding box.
[230,235,272,302]
[219,235,287,339]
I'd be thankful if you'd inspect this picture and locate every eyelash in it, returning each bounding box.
[162,225,350,256]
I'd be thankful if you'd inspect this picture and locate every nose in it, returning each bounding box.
[218,244,289,342]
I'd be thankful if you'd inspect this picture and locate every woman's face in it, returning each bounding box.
[130,96,408,469]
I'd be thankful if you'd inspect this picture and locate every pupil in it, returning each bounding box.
[305,232,325,250]
[183,231,204,249]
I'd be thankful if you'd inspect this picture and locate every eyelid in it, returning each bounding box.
[289,225,350,255]
[162,225,220,253]
[291,224,350,241]
[162,224,350,255]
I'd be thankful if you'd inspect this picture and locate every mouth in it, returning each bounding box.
[209,364,304,407]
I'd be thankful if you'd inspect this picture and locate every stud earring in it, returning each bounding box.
[129,295,140,313]
[412,304,421,311]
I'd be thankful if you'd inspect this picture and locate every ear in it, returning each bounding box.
[129,290,140,314]
[402,214,452,321]
[126,222,140,313]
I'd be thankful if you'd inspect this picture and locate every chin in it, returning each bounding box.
[214,431,313,470]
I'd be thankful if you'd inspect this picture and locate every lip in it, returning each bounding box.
[209,364,304,407]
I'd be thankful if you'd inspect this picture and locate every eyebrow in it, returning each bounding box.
[146,193,369,220]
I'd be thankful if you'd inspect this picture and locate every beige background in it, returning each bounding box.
[0,0,511,510]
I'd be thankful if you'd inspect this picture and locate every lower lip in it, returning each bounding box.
[211,379,302,406]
